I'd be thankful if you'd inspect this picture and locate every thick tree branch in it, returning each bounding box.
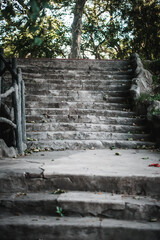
[0,117,16,128]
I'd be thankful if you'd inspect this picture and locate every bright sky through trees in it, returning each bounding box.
[0,0,159,59]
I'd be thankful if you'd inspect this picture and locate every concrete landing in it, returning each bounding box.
[0,149,159,177]
[0,149,160,196]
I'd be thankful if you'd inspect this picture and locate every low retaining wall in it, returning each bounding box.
[130,53,160,146]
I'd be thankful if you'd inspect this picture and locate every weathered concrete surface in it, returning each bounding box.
[0,149,160,239]
[1,191,159,221]
[0,215,159,240]
[0,149,160,197]
[0,139,17,158]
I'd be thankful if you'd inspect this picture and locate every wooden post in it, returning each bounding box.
[12,58,23,154]
[18,68,26,144]
[0,48,4,108]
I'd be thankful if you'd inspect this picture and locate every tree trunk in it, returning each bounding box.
[69,0,87,59]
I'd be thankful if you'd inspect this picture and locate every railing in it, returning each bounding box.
[0,48,26,154]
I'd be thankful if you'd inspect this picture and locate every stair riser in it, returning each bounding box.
[26,132,150,141]
[1,175,159,198]
[27,140,154,151]
[26,115,145,125]
[23,73,131,80]
[26,123,145,133]
[25,101,129,110]
[26,95,128,104]
[25,109,136,118]
[0,197,159,221]
[27,90,129,98]
[24,79,132,86]
[26,84,130,92]
[0,221,159,240]
[18,59,129,70]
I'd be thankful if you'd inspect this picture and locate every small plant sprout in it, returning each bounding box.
[56,206,63,217]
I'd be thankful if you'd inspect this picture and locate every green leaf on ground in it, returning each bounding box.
[115,152,120,156]
[52,189,66,194]
[56,206,64,217]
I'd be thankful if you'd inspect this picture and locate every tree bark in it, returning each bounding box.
[70,0,87,59]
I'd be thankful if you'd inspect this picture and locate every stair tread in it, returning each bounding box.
[0,215,159,229]
[1,191,158,206]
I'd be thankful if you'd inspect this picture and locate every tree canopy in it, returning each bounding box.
[0,0,159,59]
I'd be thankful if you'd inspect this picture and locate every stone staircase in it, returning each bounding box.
[19,58,155,150]
[0,58,159,240]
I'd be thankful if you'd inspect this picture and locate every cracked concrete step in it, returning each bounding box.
[26,123,146,133]
[27,89,130,98]
[0,149,159,196]
[26,115,146,125]
[26,95,128,104]
[25,82,131,91]
[0,215,159,240]
[26,131,151,141]
[25,108,137,118]
[25,101,130,110]
[27,139,155,151]
[0,191,159,221]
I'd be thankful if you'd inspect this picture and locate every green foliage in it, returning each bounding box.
[0,0,70,57]
[56,206,63,217]
[137,93,160,103]
[152,109,160,115]
[0,0,160,59]
[52,189,65,194]
[143,59,160,85]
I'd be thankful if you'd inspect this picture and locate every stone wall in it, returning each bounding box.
[130,53,160,146]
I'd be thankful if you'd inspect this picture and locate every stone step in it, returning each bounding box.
[26,115,146,125]
[23,72,131,81]
[26,95,128,104]
[25,108,137,118]
[0,149,159,195]
[0,191,159,221]
[26,131,150,141]
[25,82,130,91]
[26,123,146,133]
[27,139,155,151]
[25,101,130,110]
[0,215,159,240]
[18,58,130,70]
[24,78,132,86]
[27,89,129,98]
[24,76,127,84]
[20,65,131,72]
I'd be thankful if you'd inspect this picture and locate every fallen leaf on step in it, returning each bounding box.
[150,218,157,222]
[115,152,120,156]
[149,163,160,167]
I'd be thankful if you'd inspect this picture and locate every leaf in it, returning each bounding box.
[127,138,133,141]
[34,37,43,46]
[56,206,63,217]
[141,157,149,160]
[115,152,120,156]
[33,149,39,152]
[110,146,115,150]
[150,218,157,222]
[52,189,65,194]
